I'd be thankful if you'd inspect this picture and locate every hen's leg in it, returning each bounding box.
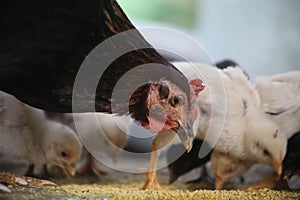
[141,146,160,190]
[141,131,176,190]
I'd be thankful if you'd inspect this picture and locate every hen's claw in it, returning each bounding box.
[141,170,162,190]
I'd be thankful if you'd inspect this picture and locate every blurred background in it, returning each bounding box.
[119,0,300,78]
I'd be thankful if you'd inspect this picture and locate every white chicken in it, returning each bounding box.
[210,70,300,189]
[0,91,82,192]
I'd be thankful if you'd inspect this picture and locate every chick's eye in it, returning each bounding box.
[61,151,68,157]
[170,95,183,107]
[263,148,271,157]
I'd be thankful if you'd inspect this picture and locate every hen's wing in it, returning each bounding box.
[0,0,189,116]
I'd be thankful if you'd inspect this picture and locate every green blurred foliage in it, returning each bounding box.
[118,0,197,29]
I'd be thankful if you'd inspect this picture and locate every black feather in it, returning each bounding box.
[281,132,300,181]
[167,139,212,184]
[0,0,190,123]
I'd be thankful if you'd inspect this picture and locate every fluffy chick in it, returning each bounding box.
[255,71,300,139]
[46,112,129,176]
[210,70,300,189]
[174,62,286,175]
[74,113,129,175]
[0,91,82,191]
[167,139,212,184]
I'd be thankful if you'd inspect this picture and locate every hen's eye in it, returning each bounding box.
[61,151,68,157]
[170,95,183,107]
[159,84,169,100]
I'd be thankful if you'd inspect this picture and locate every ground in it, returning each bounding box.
[1,168,300,200]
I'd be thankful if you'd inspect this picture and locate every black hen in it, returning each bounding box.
[167,139,212,184]
[0,0,206,146]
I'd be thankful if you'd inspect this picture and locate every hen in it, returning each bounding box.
[0,0,203,143]
[0,0,205,190]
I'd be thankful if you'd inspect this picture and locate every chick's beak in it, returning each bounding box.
[271,160,282,175]
[62,160,76,176]
[215,179,225,190]
[214,173,225,189]
[175,120,194,153]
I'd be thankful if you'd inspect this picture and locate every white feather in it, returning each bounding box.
[0,91,82,174]
[173,62,286,165]
[255,71,300,138]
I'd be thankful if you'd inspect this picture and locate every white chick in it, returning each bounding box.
[74,113,129,171]
[173,62,286,174]
[0,91,82,191]
[210,70,300,189]
[255,71,300,139]
[46,112,129,176]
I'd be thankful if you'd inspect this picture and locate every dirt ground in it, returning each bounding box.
[1,168,300,200]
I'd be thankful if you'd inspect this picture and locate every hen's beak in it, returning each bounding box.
[175,120,194,153]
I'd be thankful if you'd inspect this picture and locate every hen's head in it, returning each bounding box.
[129,77,204,152]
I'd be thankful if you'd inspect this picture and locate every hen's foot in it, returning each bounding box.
[140,170,162,190]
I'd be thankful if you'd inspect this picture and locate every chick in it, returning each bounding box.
[0,91,82,192]
[174,62,286,175]
[45,112,129,176]
[74,113,129,176]
[167,139,212,184]
[255,71,300,139]
[210,70,300,189]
